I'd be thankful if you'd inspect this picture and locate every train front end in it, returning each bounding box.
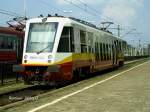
[18,17,73,84]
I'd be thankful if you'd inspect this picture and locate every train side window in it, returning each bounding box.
[97,42,99,60]
[118,41,120,52]
[97,42,99,61]
[98,42,100,60]
[94,42,97,60]
[0,36,3,49]
[0,35,15,50]
[111,44,116,59]
[118,41,120,51]
[8,37,14,49]
[109,44,111,60]
[101,43,103,61]
[103,43,105,60]
[98,42,101,61]
[80,30,87,53]
[87,32,93,53]
[105,44,107,60]
[70,27,74,52]
[95,42,98,61]
[98,42,100,61]
[57,27,74,52]
[107,44,109,60]
[120,42,122,51]
[103,43,106,60]
[100,43,103,61]
[107,44,110,60]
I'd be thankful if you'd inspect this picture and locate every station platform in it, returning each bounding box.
[2,59,150,112]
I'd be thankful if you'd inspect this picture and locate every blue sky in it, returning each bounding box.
[0,0,150,46]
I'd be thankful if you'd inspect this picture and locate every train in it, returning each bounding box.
[13,16,128,84]
[0,27,24,63]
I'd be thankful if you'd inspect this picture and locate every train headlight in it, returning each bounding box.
[48,60,51,63]
[24,60,27,63]
[48,55,52,59]
[24,55,28,59]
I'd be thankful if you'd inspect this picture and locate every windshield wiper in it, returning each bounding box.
[36,44,50,54]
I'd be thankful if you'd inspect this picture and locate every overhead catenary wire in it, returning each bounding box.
[0,9,23,17]
[34,0,138,39]
[37,0,118,26]
[0,11,19,17]
[63,0,102,18]
[77,0,104,16]
[28,0,138,38]
[37,0,67,15]
[0,0,139,40]
[67,0,119,22]
[0,9,27,27]
[79,0,128,26]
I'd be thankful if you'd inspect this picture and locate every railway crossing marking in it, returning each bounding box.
[28,60,150,112]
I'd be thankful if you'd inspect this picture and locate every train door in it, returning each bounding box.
[73,27,81,53]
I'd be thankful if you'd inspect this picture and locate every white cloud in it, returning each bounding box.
[100,0,144,24]
[56,0,144,25]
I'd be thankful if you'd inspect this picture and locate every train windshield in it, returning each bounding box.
[26,22,58,53]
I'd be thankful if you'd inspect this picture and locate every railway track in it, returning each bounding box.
[0,58,149,108]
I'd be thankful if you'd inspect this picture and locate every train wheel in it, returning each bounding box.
[81,67,91,78]
[72,69,80,82]
[23,75,32,85]
[119,61,124,67]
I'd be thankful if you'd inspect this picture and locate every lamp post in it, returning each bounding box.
[24,0,27,18]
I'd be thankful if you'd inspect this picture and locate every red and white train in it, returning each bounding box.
[0,27,24,63]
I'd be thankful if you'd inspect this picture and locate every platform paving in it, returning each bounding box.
[2,59,150,112]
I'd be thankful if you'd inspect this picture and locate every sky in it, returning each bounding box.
[0,0,150,47]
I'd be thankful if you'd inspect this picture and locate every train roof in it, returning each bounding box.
[0,27,24,37]
[28,16,108,32]
[27,16,125,42]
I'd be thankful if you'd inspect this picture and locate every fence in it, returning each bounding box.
[0,62,21,85]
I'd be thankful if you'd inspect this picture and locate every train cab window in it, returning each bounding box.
[57,27,74,52]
